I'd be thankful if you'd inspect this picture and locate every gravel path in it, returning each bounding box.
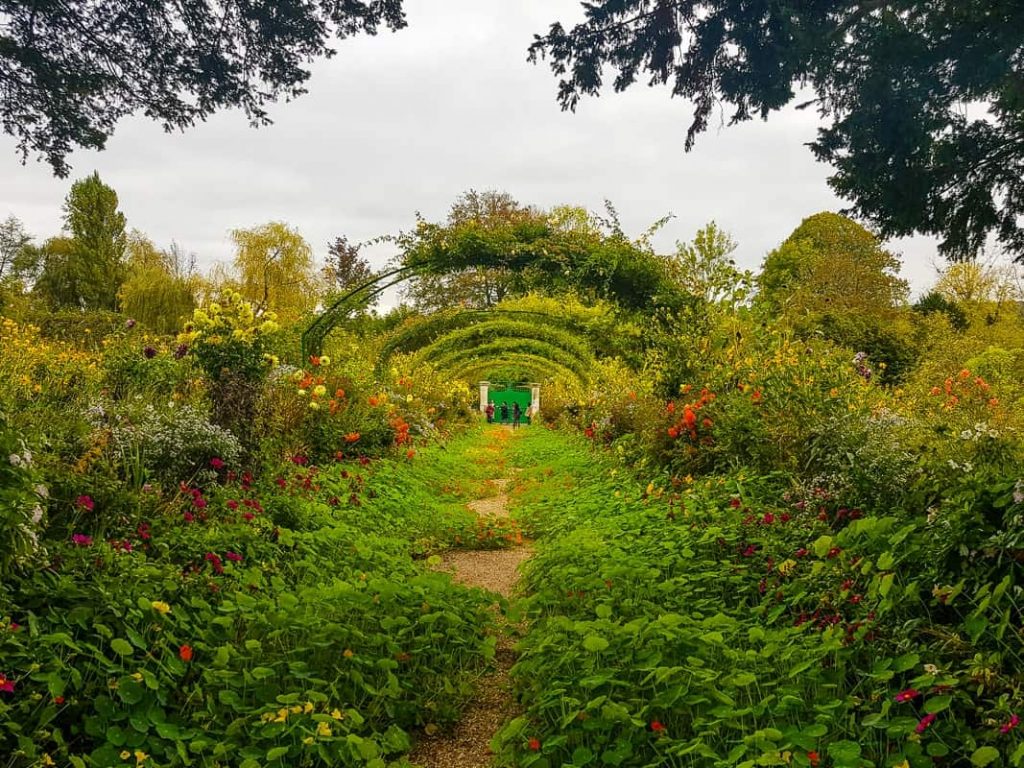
[410,435,530,768]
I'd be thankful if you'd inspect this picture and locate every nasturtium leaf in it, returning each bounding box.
[924,695,952,714]
[971,746,1000,767]
[266,746,290,760]
[110,638,133,656]
[582,635,609,652]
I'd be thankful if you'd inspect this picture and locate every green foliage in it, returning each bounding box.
[230,222,320,324]
[118,236,200,335]
[529,2,1024,260]
[1,0,407,175]
[494,428,1024,768]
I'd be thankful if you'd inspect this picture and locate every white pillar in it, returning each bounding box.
[530,383,540,416]
[479,381,490,413]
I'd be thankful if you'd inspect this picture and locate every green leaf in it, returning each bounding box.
[924,695,952,714]
[110,638,134,656]
[971,747,1000,767]
[266,746,290,760]
[250,666,275,680]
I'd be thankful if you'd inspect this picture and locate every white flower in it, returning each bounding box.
[31,505,44,524]
[35,484,48,498]
[9,453,21,467]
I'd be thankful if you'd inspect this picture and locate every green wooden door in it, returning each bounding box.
[488,387,532,424]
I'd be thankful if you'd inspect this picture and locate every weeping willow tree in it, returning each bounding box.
[117,234,202,334]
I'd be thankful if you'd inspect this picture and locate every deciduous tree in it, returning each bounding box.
[530,1,1024,261]
[231,222,319,322]
[1,0,406,175]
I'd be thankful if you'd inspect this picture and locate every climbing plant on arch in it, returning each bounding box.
[302,209,687,357]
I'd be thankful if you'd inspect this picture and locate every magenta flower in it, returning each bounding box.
[225,551,243,563]
[916,713,937,733]
[0,673,14,694]
[182,511,195,523]
[1001,714,1020,735]
[71,533,93,547]
[193,497,207,509]
[76,495,95,511]
[894,689,921,703]
[210,457,225,470]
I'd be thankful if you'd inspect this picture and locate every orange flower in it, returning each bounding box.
[528,738,541,751]
[368,396,379,407]
[344,432,360,443]
[751,390,763,404]
[406,449,416,459]
[667,426,679,439]
[959,368,971,379]
[930,386,941,396]
[808,751,820,767]
[683,407,697,430]
[179,645,193,662]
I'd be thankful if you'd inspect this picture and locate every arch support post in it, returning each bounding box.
[530,383,540,416]
[479,381,490,414]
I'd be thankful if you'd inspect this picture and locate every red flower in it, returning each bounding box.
[666,426,679,439]
[71,533,93,547]
[275,477,287,488]
[827,547,841,558]
[225,551,243,563]
[242,511,255,521]
[0,674,14,693]
[54,696,65,705]
[916,713,937,733]
[751,390,762,403]
[179,645,193,662]
[528,738,541,751]
[795,548,809,558]
[807,751,820,767]
[226,500,239,510]
[1001,714,1020,734]
[729,498,742,508]
[406,449,416,459]
[76,495,95,511]
[650,720,666,733]
[210,457,225,470]
[183,511,195,523]
[762,513,775,524]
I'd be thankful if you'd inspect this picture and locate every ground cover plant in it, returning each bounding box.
[496,429,1024,768]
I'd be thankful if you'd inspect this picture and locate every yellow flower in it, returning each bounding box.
[343,648,354,658]
[260,320,279,334]
[134,750,148,764]
[316,721,333,738]
[290,704,303,714]
[131,672,144,682]
[303,736,314,745]
[151,601,171,615]
[303,701,314,714]
[319,355,331,366]
[120,751,132,761]
[309,401,320,410]
[41,756,55,767]
[273,708,289,723]
[313,385,327,397]
[778,559,797,576]
[330,709,344,720]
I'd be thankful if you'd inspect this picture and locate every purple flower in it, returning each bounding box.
[174,343,188,359]
[125,318,137,329]
[143,346,157,359]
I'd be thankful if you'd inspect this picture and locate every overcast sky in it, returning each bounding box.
[0,0,946,303]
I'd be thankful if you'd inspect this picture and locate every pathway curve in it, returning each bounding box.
[410,431,530,768]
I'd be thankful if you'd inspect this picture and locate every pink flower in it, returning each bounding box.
[0,674,14,694]
[225,551,243,563]
[915,713,937,733]
[183,511,195,523]
[76,495,95,511]
[205,553,224,575]
[8,623,20,632]
[193,497,207,509]
[71,533,93,547]
[894,689,921,703]
[210,457,225,470]
[1001,714,1020,735]
[762,513,775,524]
[226,500,239,510]
[242,511,255,522]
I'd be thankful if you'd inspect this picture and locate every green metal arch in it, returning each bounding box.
[443,353,584,386]
[420,338,592,384]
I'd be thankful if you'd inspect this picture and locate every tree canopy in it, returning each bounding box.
[231,222,319,323]
[529,1,1024,261]
[0,0,406,175]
